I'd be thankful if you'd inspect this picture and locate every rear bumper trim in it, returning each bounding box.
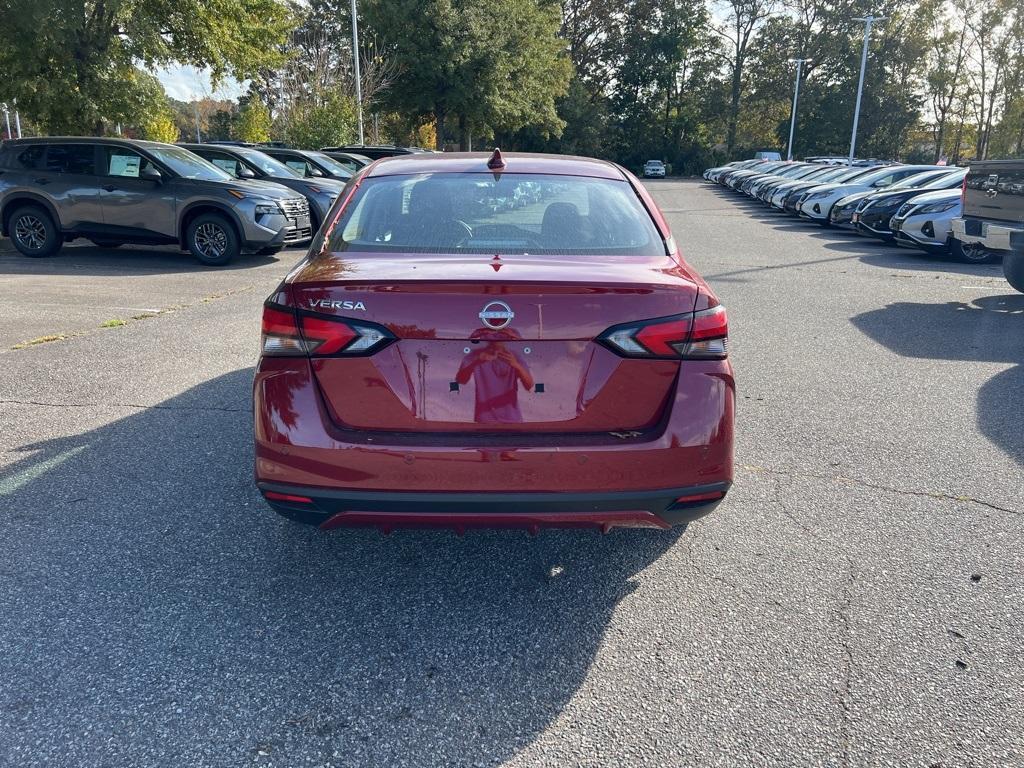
[258,481,731,531]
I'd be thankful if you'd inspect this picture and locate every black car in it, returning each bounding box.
[181,144,346,231]
[852,168,966,240]
[318,150,372,174]
[320,144,428,160]
[258,148,353,182]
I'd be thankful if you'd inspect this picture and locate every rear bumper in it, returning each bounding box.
[259,481,731,531]
[254,356,735,529]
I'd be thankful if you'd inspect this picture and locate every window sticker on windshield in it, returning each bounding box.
[211,158,237,174]
[109,154,140,177]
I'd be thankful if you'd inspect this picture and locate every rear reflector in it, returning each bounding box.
[263,491,314,504]
[673,491,725,504]
[598,304,728,360]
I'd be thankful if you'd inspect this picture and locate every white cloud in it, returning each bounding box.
[155,65,248,102]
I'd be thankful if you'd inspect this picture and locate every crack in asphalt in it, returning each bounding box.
[680,525,787,611]
[761,469,859,763]
[0,398,247,413]
[837,567,857,768]
[3,284,259,354]
[742,463,1021,517]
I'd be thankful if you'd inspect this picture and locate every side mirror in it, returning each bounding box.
[308,166,324,178]
[237,166,256,179]
[140,166,162,183]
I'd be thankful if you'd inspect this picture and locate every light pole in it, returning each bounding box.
[849,15,885,165]
[786,58,811,161]
[350,0,364,145]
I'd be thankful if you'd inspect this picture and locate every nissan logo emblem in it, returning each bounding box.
[479,301,514,330]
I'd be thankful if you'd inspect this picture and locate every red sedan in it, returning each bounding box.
[254,151,734,532]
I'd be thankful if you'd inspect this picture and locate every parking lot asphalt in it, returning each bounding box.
[1,180,1022,767]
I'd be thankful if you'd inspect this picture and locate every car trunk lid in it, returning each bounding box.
[288,251,700,434]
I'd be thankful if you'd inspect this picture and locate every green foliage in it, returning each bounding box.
[141,112,181,143]
[207,109,238,142]
[363,0,571,147]
[283,91,358,149]
[236,97,273,143]
[0,0,294,135]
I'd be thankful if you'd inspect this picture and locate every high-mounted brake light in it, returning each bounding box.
[598,305,728,360]
[261,303,395,357]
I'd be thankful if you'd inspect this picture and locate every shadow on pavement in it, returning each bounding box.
[0,368,682,765]
[851,294,1024,466]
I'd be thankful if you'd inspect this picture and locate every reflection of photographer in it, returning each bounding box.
[456,341,534,424]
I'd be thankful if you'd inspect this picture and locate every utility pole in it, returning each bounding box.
[194,102,202,143]
[786,58,811,161]
[350,0,364,145]
[849,15,885,165]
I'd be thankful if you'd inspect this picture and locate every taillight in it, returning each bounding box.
[261,303,395,357]
[961,175,967,208]
[598,305,728,360]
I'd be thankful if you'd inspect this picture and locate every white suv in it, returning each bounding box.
[643,160,666,178]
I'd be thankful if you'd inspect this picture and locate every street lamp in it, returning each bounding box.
[350,0,364,145]
[848,15,886,165]
[786,58,812,161]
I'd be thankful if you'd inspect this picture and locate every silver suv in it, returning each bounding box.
[0,137,312,265]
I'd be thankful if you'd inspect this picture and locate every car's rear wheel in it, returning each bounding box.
[8,206,62,257]
[89,239,125,249]
[952,240,1000,264]
[186,213,239,266]
[1003,251,1024,293]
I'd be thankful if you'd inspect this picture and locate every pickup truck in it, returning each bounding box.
[951,159,1024,292]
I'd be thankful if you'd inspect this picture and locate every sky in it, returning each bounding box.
[156,65,246,102]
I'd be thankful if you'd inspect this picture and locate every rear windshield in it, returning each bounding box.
[329,173,664,255]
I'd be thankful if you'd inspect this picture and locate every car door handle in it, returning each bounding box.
[34,178,50,185]
[102,184,117,192]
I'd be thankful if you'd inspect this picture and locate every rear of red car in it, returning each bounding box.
[254,153,734,532]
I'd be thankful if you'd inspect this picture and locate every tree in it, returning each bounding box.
[283,91,358,148]
[207,109,238,142]
[141,112,181,143]
[715,0,778,154]
[236,96,273,143]
[363,0,571,149]
[0,0,294,135]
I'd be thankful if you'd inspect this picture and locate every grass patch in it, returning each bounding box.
[100,318,127,328]
[12,334,67,350]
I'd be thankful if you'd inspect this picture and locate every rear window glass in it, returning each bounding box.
[330,173,663,255]
[7,145,46,170]
[46,144,95,174]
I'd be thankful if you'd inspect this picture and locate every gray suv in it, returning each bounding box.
[179,143,345,232]
[0,137,312,266]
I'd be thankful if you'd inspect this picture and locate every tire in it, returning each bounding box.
[185,213,239,266]
[89,239,125,248]
[255,246,283,256]
[951,239,1000,264]
[8,205,62,257]
[1004,251,1024,293]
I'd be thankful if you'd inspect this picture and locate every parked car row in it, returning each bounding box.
[0,137,441,266]
[705,158,999,260]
